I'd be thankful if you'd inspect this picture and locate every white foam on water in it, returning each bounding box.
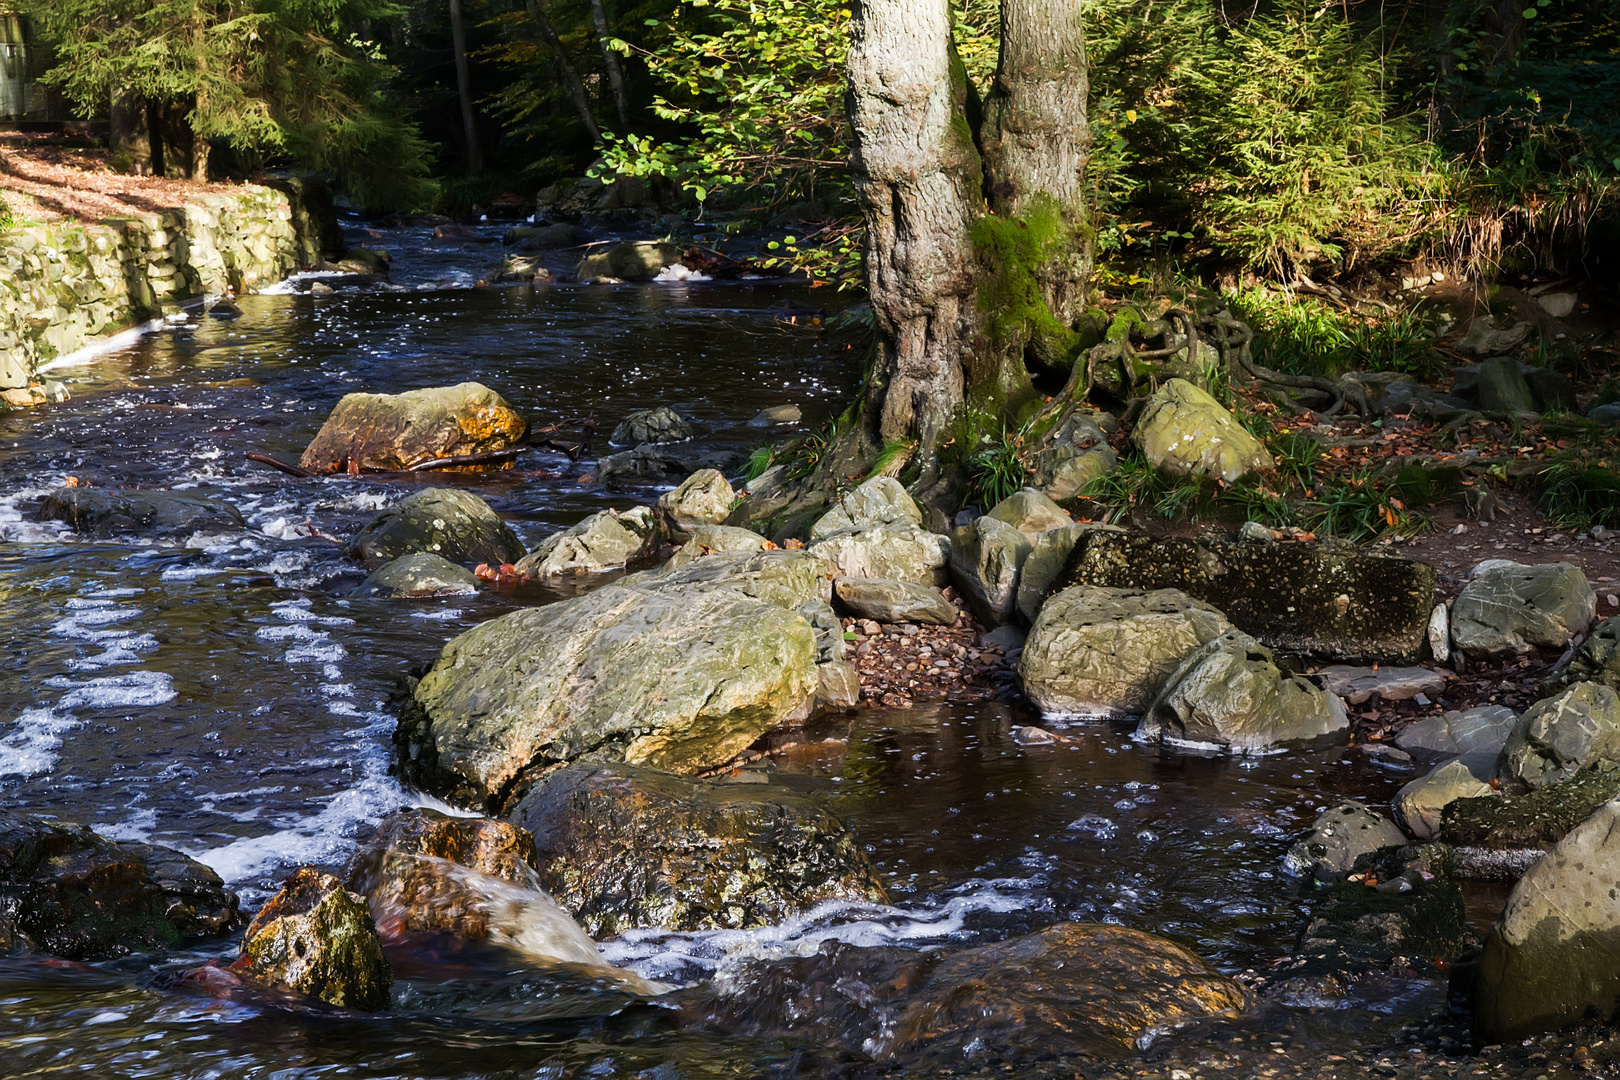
[66,635,159,670]
[255,623,330,643]
[270,599,354,627]
[409,608,464,621]
[95,806,158,842]
[0,706,80,777]
[285,641,348,664]
[261,517,314,541]
[47,671,177,710]
[79,587,144,599]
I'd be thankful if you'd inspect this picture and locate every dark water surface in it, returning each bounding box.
[0,228,1461,1076]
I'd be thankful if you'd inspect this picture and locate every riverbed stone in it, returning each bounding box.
[1032,412,1117,501]
[985,488,1072,539]
[1141,629,1350,752]
[610,406,692,447]
[37,486,246,538]
[0,810,240,960]
[1057,529,1437,661]
[807,476,922,539]
[1395,705,1519,758]
[949,516,1033,626]
[298,382,528,474]
[1497,682,1620,791]
[515,510,641,578]
[575,241,683,281]
[1316,665,1447,705]
[1393,757,1497,839]
[1541,616,1620,695]
[233,868,392,1010]
[1442,766,1620,853]
[505,761,888,936]
[1133,378,1273,483]
[1475,798,1620,1040]
[690,923,1251,1064]
[650,469,735,547]
[1476,356,1537,415]
[1282,801,1409,879]
[1019,586,1232,719]
[664,525,770,568]
[346,487,525,568]
[397,550,824,807]
[807,524,950,587]
[832,577,956,626]
[1451,561,1596,656]
[355,552,480,597]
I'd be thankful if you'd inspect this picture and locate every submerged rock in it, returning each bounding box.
[507,761,887,936]
[38,486,244,538]
[1141,630,1349,752]
[1133,378,1273,483]
[1282,802,1408,880]
[514,510,641,578]
[1496,682,1620,790]
[1475,798,1620,1040]
[346,488,525,568]
[808,476,921,539]
[355,553,479,597]
[949,516,1032,626]
[298,382,527,474]
[1057,529,1436,661]
[690,923,1251,1063]
[0,810,240,960]
[610,406,692,447]
[233,868,392,1010]
[1450,561,1596,657]
[1018,585,1232,719]
[832,577,956,626]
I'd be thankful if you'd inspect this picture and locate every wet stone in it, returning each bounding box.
[355,552,479,597]
[346,487,525,569]
[37,486,245,539]
[232,868,392,1010]
[1316,665,1447,705]
[1282,801,1408,881]
[298,381,527,474]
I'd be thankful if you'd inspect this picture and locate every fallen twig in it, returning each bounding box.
[245,452,315,478]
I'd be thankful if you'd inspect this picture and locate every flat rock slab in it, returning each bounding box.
[833,577,956,626]
[1057,530,1436,661]
[1316,665,1446,705]
[38,486,244,538]
[1395,705,1518,757]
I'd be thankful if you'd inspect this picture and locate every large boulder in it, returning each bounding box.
[1395,705,1518,758]
[507,761,888,936]
[1013,523,1124,624]
[1057,530,1436,661]
[1541,616,1620,695]
[650,469,735,547]
[1282,801,1408,880]
[514,510,641,578]
[833,577,956,626]
[1451,561,1596,657]
[1497,682,1620,790]
[576,241,683,281]
[1140,629,1349,752]
[232,868,392,1010]
[38,486,244,538]
[298,382,527,474]
[807,524,950,587]
[610,406,692,447]
[346,487,525,568]
[1393,757,1496,839]
[355,553,479,597]
[985,488,1072,539]
[949,516,1033,626]
[1475,798,1620,1040]
[808,476,921,539]
[1018,586,1232,718]
[690,923,1251,1064]
[0,810,239,959]
[1133,378,1273,483]
[663,524,770,568]
[1442,767,1620,854]
[396,550,825,808]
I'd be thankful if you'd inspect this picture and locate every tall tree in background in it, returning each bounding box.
[448,0,484,172]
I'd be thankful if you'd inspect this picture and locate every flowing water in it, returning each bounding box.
[0,225,1476,1077]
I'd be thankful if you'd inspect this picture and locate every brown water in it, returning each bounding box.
[0,223,1475,1077]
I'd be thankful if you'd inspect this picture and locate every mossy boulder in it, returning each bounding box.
[1057,529,1436,661]
[1497,682,1620,790]
[515,510,641,578]
[1032,412,1117,501]
[506,761,888,936]
[808,476,922,539]
[1451,561,1596,657]
[233,868,392,1010]
[807,524,950,587]
[298,382,527,474]
[355,553,479,597]
[1133,378,1273,483]
[663,524,770,568]
[1441,766,1620,851]
[346,487,525,568]
[1018,585,1232,719]
[575,241,683,281]
[37,486,244,538]
[610,406,691,447]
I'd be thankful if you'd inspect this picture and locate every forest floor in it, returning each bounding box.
[0,131,235,225]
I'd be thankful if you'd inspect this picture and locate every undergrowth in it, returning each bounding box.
[1538,460,1620,530]
[1226,289,1442,379]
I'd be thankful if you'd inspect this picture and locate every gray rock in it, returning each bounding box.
[356,553,480,597]
[749,405,802,426]
[37,486,244,538]
[1016,524,1100,624]
[515,510,642,578]
[981,624,1028,652]
[346,488,525,568]
[1237,521,1274,543]
[610,406,692,447]
[1429,602,1451,663]
[817,660,862,709]
[590,445,695,488]
[1458,318,1531,356]
[1032,412,1117,501]
[1589,402,1620,427]
[651,469,736,545]
[1498,682,1620,790]
[1140,629,1349,752]
[1541,616,1620,695]
[575,241,683,281]
[985,488,1072,539]
[1282,802,1408,879]
[1475,797,1620,1040]
[1451,561,1596,656]
[1525,367,1578,413]
[949,516,1033,626]
[1396,705,1519,757]
[807,524,950,587]
[1476,356,1536,414]
[1392,757,1496,839]
[509,223,583,249]
[808,476,922,539]
[310,280,335,297]
[1019,586,1232,719]
[1133,378,1273,483]
[664,524,770,568]
[1535,291,1577,318]
[833,577,956,626]
[1315,665,1446,705]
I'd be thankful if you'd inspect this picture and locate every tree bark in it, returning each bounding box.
[588,0,631,128]
[846,0,984,449]
[449,0,484,174]
[525,0,600,140]
[109,89,153,175]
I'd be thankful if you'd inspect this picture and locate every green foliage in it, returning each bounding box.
[865,439,915,482]
[0,196,13,232]
[1537,461,1620,530]
[965,425,1034,510]
[742,445,776,483]
[1302,470,1424,540]
[1227,288,1440,378]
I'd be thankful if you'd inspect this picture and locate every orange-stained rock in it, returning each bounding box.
[233,868,392,1010]
[298,382,527,474]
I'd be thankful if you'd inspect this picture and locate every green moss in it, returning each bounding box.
[969,196,1082,370]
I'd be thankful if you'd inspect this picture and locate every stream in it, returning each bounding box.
[0,224,1481,1077]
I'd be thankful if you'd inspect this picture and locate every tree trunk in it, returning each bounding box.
[109,89,153,175]
[846,0,984,449]
[449,0,483,174]
[525,0,600,140]
[588,0,631,128]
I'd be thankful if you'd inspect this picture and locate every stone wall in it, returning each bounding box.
[0,177,340,388]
